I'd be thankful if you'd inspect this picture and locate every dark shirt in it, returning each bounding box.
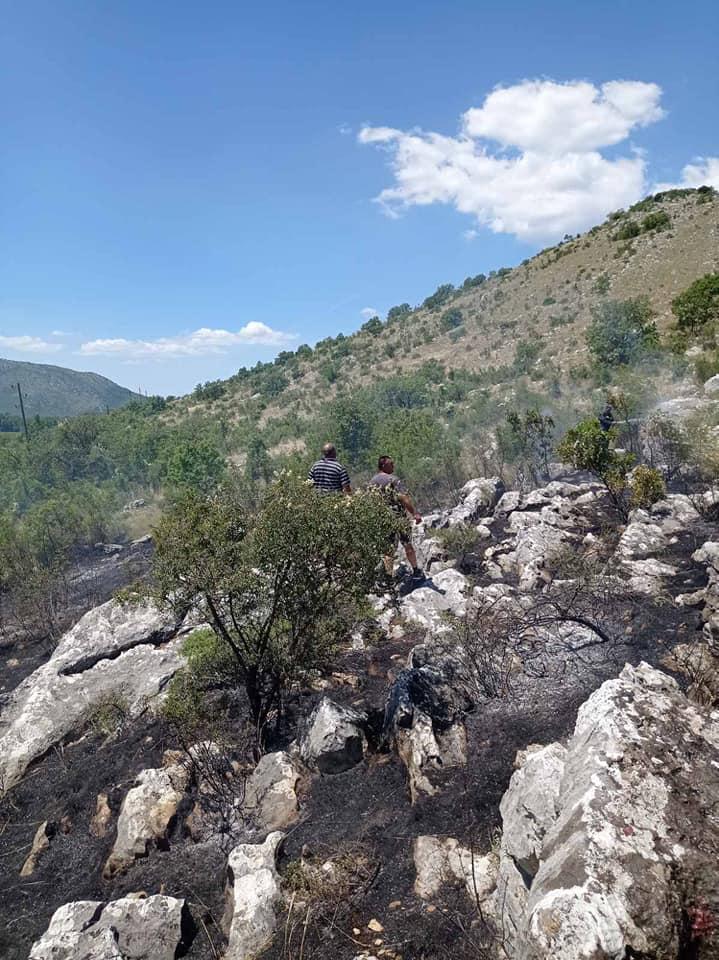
[368,472,408,514]
[308,457,351,493]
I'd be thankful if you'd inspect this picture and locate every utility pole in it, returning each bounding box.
[15,382,29,441]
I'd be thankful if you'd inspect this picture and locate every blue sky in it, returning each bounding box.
[1,0,717,395]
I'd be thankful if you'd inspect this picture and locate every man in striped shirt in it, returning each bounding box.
[308,443,352,494]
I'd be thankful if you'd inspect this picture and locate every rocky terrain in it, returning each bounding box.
[3,409,719,960]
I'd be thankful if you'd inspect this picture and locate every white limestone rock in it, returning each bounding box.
[224,832,284,960]
[400,568,469,633]
[29,895,187,960]
[245,751,300,830]
[493,662,719,959]
[413,835,497,901]
[0,598,191,794]
[103,757,190,877]
[299,697,367,774]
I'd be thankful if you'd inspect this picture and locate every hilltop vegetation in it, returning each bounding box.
[2,188,719,640]
[0,358,140,420]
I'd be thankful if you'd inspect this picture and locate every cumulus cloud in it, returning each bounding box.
[360,306,379,320]
[0,334,62,354]
[80,322,297,360]
[655,156,719,192]
[359,79,667,240]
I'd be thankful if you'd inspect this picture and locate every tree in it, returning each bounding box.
[504,409,555,486]
[422,283,455,311]
[557,418,635,520]
[245,435,272,484]
[387,303,411,323]
[164,439,225,495]
[361,316,383,336]
[151,474,398,742]
[671,273,719,335]
[586,298,658,368]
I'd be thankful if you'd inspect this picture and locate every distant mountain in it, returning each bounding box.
[0,358,141,418]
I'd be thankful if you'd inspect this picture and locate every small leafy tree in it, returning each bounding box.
[586,298,658,368]
[672,273,719,335]
[629,465,666,509]
[504,409,555,486]
[151,474,398,742]
[557,418,635,520]
[164,439,225,495]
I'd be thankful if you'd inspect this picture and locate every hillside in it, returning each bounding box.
[0,358,140,419]
[175,188,719,429]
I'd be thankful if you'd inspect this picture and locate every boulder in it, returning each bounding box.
[493,662,719,959]
[400,568,469,633]
[446,477,504,526]
[224,832,284,960]
[245,751,300,830]
[103,756,190,877]
[704,374,719,396]
[299,697,367,774]
[413,835,497,901]
[0,599,190,794]
[29,895,189,960]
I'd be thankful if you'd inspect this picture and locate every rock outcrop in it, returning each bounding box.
[493,662,719,959]
[413,835,496,901]
[0,599,191,793]
[223,832,284,960]
[299,697,368,774]
[103,754,190,878]
[245,751,300,830]
[29,895,189,960]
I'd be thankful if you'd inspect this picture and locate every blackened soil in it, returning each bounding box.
[0,541,153,696]
[0,512,713,960]
[0,716,225,960]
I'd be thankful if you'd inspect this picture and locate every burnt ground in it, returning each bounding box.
[0,539,153,695]
[0,517,712,960]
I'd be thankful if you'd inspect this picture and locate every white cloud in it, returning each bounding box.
[359,79,667,241]
[0,334,62,354]
[463,228,478,241]
[360,306,378,320]
[80,322,297,360]
[655,156,719,192]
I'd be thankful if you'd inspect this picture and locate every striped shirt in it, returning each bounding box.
[308,457,351,493]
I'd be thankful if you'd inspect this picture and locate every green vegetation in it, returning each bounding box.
[614,220,640,241]
[586,298,658,369]
[151,473,398,740]
[0,358,140,418]
[629,465,666,509]
[557,418,635,519]
[671,273,719,335]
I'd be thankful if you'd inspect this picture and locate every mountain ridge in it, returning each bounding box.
[0,357,140,419]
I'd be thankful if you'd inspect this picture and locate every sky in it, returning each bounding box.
[1,0,718,395]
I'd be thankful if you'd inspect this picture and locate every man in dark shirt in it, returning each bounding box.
[368,454,424,583]
[308,443,352,494]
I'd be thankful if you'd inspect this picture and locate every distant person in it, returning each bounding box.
[368,455,424,584]
[599,402,614,432]
[308,442,352,494]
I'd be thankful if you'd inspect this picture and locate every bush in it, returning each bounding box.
[164,439,225,496]
[422,283,455,311]
[386,303,411,323]
[672,273,719,334]
[641,210,670,232]
[151,474,399,741]
[614,220,640,241]
[629,465,666,509]
[557,418,635,519]
[512,340,543,375]
[361,316,383,336]
[440,308,463,332]
[593,273,611,295]
[586,298,658,368]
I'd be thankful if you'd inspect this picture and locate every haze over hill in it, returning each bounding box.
[0,358,140,419]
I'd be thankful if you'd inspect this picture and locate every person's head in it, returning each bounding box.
[322,442,337,460]
[377,454,394,474]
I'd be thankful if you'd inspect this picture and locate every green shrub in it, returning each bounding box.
[586,298,658,368]
[513,340,543,375]
[361,316,383,336]
[593,273,611,295]
[672,273,719,334]
[440,308,463,331]
[151,475,399,741]
[614,220,640,241]
[641,210,670,232]
[557,418,635,519]
[449,326,466,343]
[422,284,455,311]
[629,465,666,509]
[542,296,556,306]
